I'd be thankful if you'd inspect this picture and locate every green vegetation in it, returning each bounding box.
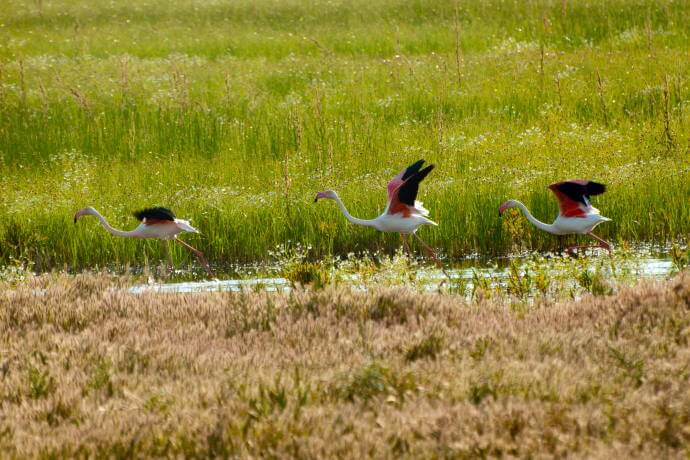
[1,0,689,273]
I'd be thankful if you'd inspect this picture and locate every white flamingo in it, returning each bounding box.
[314,159,447,271]
[74,206,213,276]
[499,180,612,252]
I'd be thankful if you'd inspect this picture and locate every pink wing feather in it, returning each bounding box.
[386,171,405,203]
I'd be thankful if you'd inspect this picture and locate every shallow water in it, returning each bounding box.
[128,277,290,294]
[128,250,679,295]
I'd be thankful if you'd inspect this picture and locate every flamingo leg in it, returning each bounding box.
[400,233,412,257]
[163,240,174,275]
[588,232,612,251]
[566,233,611,255]
[174,238,214,277]
[412,233,451,282]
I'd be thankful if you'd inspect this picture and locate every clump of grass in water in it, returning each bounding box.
[284,262,331,288]
[670,245,690,273]
[269,242,332,288]
[507,260,532,298]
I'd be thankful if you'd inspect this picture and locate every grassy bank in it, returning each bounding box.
[1,272,689,456]
[1,0,689,271]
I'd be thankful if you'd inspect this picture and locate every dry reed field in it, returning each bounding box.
[1,272,689,457]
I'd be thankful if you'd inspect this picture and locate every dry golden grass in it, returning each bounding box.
[1,273,689,458]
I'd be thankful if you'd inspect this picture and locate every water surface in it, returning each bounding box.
[129,249,680,295]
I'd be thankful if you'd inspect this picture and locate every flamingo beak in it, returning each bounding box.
[498,203,508,216]
[74,209,87,223]
[314,192,325,203]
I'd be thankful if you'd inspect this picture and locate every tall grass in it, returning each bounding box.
[1,0,689,271]
[1,272,689,456]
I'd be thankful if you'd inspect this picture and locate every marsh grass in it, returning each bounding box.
[1,271,689,456]
[0,0,689,272]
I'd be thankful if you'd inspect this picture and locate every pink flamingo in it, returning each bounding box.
[74,206,213,276]
[499,180,612,253]
[314,159,446,269]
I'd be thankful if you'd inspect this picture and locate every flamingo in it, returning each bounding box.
[314,159,448,274]
[73,206,213,276]
[498,180,612,253]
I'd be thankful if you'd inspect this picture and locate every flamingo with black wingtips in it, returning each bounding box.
[498,180,612,253]
[314,159,448,274]
[74,206,213,276]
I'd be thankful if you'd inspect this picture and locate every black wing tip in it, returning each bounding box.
[402,159,426,180]
[133,207,176,222]
[397,163,435,206]
[415,164,435,181]
[551,180,606,194]
[586,181,606,195]
[550,180,606,204]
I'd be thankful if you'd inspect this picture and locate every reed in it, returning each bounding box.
[1,271,689,456]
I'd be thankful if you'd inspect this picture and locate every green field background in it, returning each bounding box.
[1,0,689,271]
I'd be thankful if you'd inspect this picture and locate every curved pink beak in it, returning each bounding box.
[498,202,510,216]
[314,192,327,203]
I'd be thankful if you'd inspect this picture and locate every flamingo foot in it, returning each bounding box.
[566,245,595,256]
[599,241,612,252]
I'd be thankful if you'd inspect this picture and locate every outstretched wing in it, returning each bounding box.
[386,159,426,202]
[388,162,435,216]
[548,180,606,217]
[133,207,176,223]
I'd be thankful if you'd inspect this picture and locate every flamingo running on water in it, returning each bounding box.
[498,180,612,253]
[73,206,213,276]
[314,159,448,274]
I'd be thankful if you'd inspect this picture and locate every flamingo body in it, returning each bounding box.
[126,221,194,239]
[370,210,436,234]
[551,213,610,235]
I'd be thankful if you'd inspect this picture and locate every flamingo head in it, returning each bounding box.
[498,200,518,216]
[314,190,337,203]
[74,206,97,223]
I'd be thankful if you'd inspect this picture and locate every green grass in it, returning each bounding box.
[1,0,689,272]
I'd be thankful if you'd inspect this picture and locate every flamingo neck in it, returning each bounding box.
[89,209,140,238]
[331,194,377,228]
[511,201,558,234]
